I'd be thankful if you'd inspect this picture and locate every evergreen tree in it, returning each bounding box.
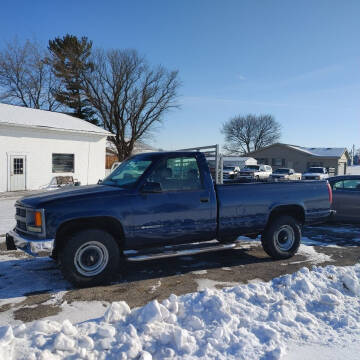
[48,35,98,124]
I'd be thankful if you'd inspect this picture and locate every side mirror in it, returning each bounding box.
[141,181,162,193]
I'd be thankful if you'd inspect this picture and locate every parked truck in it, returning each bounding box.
[7,150,333,287]
[269,168,302,181]
[302,167,329,180]
[237,164,273,181]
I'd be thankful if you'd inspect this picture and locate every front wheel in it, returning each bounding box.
[261,215,301,259]
[59,229,121,287]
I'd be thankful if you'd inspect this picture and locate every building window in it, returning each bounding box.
[257,158,268,165]
[307,162,323,168]
[272,158,285,166]
[52,154,74,173]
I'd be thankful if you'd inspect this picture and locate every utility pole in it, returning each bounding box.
[351,144,355,166]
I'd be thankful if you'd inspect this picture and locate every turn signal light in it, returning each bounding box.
[35,211,42,227]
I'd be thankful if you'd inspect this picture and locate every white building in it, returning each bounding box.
[0,103,111,192]
[222,156,257,168]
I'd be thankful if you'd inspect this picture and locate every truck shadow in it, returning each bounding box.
[119,246,273,283]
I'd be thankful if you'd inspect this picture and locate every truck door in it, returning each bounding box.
[130,155,217,247]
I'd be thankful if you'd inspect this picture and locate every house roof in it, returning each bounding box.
[286,144,347,158]
[0,103,112,136]
[248,143,348,159]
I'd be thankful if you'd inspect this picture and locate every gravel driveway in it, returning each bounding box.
[0,223,359,325]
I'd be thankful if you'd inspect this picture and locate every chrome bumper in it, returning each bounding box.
[6,230,54,257]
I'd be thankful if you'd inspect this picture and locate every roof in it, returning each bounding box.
[248,143,348,159]
[0,103,112,136]
[287,145,346,158]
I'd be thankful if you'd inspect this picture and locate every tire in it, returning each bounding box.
[261,215,301,259]
[59,229,121,288]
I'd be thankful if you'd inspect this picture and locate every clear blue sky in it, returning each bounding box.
[1,0,359,151]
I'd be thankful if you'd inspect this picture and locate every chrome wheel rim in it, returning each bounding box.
[74,241,109,277]
[274,225,295,251]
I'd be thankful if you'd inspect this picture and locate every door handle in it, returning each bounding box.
[200,197,209,203]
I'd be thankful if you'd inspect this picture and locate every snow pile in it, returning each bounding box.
[2,264,360,359]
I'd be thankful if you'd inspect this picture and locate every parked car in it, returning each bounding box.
[237,164,273,181]
[6,151,332,287]
[269,168,302,181]
[223,166,240,180]
[328,175,360,223]
[302,167,329,180]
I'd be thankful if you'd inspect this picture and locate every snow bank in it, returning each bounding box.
[2,264,360,359]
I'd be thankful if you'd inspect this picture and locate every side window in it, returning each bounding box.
[332,181,343,190]
[343,179,360,190]
[148,156,201,191]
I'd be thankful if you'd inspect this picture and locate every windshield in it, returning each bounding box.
[223,166,235,171]
[308,167,324,173]
[243,165,260,170]
[274,168,290,174]
[102,157,152,188]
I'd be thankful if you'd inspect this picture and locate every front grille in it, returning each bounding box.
[15,206,27,232]
[16,220,27,231]
[16,207,26,217]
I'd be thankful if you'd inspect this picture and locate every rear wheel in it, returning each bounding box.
[261,215,301,259]
[59,229,121,287]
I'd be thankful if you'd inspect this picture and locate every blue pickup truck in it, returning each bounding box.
[6,151,333,287]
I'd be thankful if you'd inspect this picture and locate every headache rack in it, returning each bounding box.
[176,144,224,184]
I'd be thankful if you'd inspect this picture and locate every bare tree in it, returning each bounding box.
[222,114,281,155]
[0,39,60,110]
[80,49,180,160]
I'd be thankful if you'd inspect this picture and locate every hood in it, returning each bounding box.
[18,185,125,208]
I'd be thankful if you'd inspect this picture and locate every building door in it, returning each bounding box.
[10,155,26,191]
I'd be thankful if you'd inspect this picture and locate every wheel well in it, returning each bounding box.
[267,205,305,227]
[54,217,125,256]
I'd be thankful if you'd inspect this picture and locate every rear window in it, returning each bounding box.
[274,168,289,174]
[308,167,324,173]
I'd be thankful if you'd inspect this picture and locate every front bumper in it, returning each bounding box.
[6,230,54,257]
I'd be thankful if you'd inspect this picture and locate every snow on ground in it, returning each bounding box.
[295,244,333,264]
[0,198,16,236]
[0,264,359,359]
[0,253,69,310]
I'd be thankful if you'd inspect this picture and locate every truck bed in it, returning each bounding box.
[216,180,331,238]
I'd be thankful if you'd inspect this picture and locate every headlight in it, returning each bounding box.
[27,210,44,233]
